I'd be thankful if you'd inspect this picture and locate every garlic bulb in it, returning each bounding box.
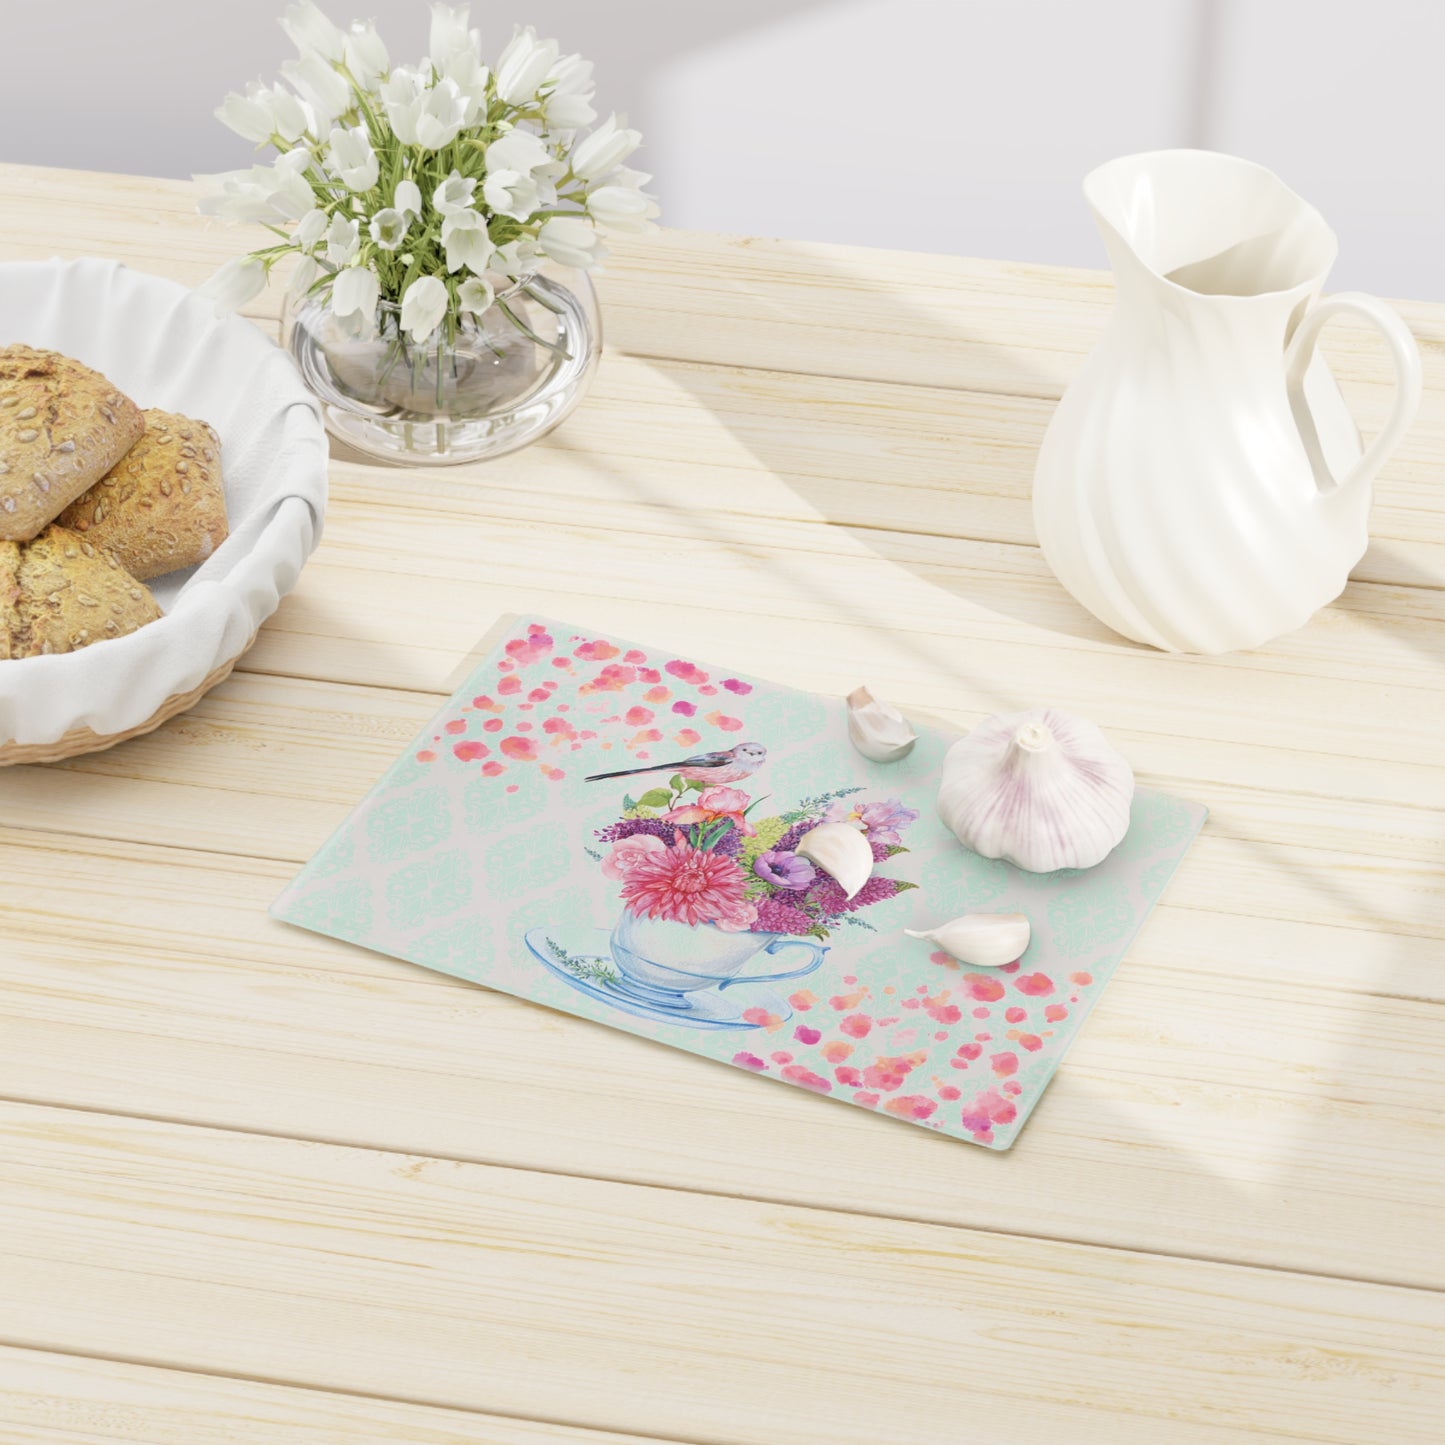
[846,685,917,763]
[937,707,1133,872]
[905,913,1030,968]
[794,822,874,900]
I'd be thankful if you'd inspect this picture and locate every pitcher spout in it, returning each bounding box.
[1084,149,1337,307]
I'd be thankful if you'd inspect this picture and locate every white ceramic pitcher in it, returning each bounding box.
[1032,150,1422,654]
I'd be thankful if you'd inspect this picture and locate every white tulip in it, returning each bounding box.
[429,3,476,69]
[413,77,469,150]
[369,207,409,250]
[197,151,313,224]
[282,52,351,123]
[198,255,267,316]
[399,274,449,342]
[441,50,489,122]
[331,262,380,326]
[343,20,389,87]
[490,171,548,221]
[441,209,495,274]
[431,170,476,217]
[325,213,359,265]
[458,275,495,315]
[485,128,552,177]
[394,179,422,218]
[571,113,641,181]
[280,0,345,61]
[294,206,329,250]
[587,184,659,233]
[493,236,539,276]
[538,214,603,268]
[288,253,321,299]
[327,124,378,191]
[380,67,425,143]
[494,25,560,105]
[544,53,595,131]
[215,88,277,144]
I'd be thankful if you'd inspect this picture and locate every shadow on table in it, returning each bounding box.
[555,236,1445,1290]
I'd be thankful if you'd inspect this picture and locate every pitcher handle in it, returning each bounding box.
[1285,291,1422,497]
[717,936,826,990]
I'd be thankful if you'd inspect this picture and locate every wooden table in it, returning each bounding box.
[1,163,1442,1445]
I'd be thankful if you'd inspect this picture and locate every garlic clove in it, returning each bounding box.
[794,822,874,900]
[904,913,1030,968]
[846,685,917,763]
[937,707,1134,873]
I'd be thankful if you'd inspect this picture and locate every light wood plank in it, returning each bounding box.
[2,830,1442,1291]
[0,1346,666,1445]
[4,1103,1444,1445]
[0,163,1440,593]
[1,667,1440,950]
[1,161,1441,403]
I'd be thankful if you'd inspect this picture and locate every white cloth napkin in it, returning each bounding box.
[0,258,328,747]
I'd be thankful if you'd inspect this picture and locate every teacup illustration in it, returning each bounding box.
[608,910,826,1009]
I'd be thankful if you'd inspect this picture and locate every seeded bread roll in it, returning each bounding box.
[0,345,145,543]
[0,524,161,658]
[57,409,228,580]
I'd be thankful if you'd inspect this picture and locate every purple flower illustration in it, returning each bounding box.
[823,796,920,848]
[753,850,816,891]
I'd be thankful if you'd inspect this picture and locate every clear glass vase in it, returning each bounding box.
[281,263,601,465]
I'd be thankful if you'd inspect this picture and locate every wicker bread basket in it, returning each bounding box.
[0,259,328,763]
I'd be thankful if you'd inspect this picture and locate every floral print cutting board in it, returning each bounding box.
[272,616,1205,1149]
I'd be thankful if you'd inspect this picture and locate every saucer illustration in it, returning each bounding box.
[525,927,792,1030]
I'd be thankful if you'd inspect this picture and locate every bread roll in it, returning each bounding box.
[57,409,228,580]
[0,524,161,659]
[0,345,145,543]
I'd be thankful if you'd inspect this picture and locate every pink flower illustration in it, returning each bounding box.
[620,833,758,931]
[662,785,756,837]
[822,797,920,847]
[600,832,667,880]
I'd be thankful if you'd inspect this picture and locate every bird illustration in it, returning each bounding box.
[585,741,767,785]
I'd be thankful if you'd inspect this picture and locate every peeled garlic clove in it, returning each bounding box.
[846,685,917,763]
[905,913,1030,968]
[794,822,874,900]
[937,706,1134,872]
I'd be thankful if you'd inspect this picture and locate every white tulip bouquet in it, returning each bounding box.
[197,0,657,357]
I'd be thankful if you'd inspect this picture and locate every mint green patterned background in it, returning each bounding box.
[272,617,1205,1149]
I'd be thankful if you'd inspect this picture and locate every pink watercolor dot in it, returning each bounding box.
[444,718,466,735]
[843,975,857,985]
[551,656,571,668]
[481,762,505,776]
[698,684,718,696]
[515,721,533,732]
[472,695,495,709]
[771,1051,793,1065]
[496,658,515,671]
[644,686,670,703]
[963,974,1005,1002]
[972,1006,990,1019]
[990,1051,1018,1076]
[484,718,504,732]
[934,1031,949,1042]
[528,687,549,702]
[840,1014,872,1038]
[1018,1033,1044,1052]
[956,1043,982,1060]
[705,711,743,732]
[671,700,697,717]
[794,1025,821,1045]
[624,706,654,725]
[1044,1004,1068,1022]
[452,740,489,762]
[1015,973,1055,996]
[665,659,708,684]
[415,749,436,763]
[674,728,702,746]
[1005,1006,1027,1023]
[1070,971,1094,986]
[497,675,522,695]
[721,678,752,695]
[624,649,647,664]
[1001,961,1021,974]
[733,1052,767,1072]
[500,736,538,760]
[939,1085,961,1101]
[505,784,519,793]
[974,1032,992,1042]
[853,1091,880,1108]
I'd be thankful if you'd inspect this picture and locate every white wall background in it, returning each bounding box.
[2,0,1440,297]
